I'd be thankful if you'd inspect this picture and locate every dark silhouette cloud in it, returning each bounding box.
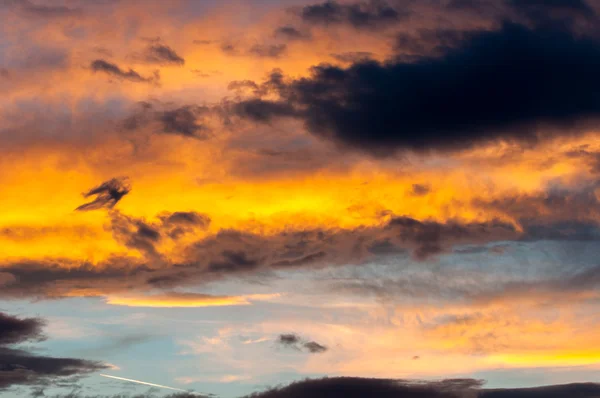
[124,103,210,139]
[508,0,596,25]
[248,44,287,58]
[90,60,156,83]
[303,341,328,353]
[231,21,600,155]
[0,312,106,389]
[411,184,430,196]
[229,99,298,122]
[276,334,328,354]
[75,177,131,211]
[18,0,82,18]
[274,26,311,41]
[330,51,373,63]
[143,44,185,65]
[300,0,409,29]
[0,313,45,346]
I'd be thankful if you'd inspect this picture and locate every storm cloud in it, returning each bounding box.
[232,21,600,155]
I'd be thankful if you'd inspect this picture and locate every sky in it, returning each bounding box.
[2,0,600,397]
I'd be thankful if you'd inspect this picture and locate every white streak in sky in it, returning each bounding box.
[99,373,203,395]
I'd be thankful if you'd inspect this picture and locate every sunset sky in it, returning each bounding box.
[2,0,600,397]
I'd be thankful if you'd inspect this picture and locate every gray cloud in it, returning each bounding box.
[143,44,185,65]
[90,60,157,84]
[0,312,106,390]
[276,334,328,354]
[75,178,131,212]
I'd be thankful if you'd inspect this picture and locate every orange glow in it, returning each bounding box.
[104,292,281,307]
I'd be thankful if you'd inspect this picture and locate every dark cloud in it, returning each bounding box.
[303,341,328,353]
[276,334,328,354]
[124,102,210,139]
[277,333,301,346]
[0,212,520,299]
[75,177,131,212]
[243,377,484,398]
[18,0,82,18]
[159,211,211,227]
[0,312,106,390]
[248,44,287,58]
[143,44,185,65]
[231,21,600,155]
[508,0,596,25]
[411,184,430,196]
[299,0,409,29]
[229,99,298,122]
[159,107,209,137]
[330,51,373,63]
[90,60,157,84]
[274,26,311,41]
[0,313,45,346]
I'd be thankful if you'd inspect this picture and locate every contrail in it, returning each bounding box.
[99,373,202,395]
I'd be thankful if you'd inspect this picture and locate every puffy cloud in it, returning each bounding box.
[231,21,600,155]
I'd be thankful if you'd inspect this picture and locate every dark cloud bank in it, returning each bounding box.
[0,312,106,391]
[230,8,600,155]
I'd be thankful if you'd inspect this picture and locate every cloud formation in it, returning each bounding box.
[143,44,185,65]
[231,21,600,155]
[299,0,408,29]
[276,333,328,353]
[75,178,131,211]
[90,60,157,83]
[0,312,106,389]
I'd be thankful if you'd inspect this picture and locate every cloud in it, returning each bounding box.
[230,21,600,155]
[0,211,520,300]
[299,0,409,30]
[330,51,373,63]
[410,183,430,196]
[274,26,311,41]
[0,312,106,390]
[124,102,211,139]
[90,60,157,84]
[276,334,328,354]
[143,44,185,65]
[75,177,131,211]
[17,0,82,18]
[248,44,287,58]
[243,377,484,398]
[0,313,45,346]
[507,0,596,24]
